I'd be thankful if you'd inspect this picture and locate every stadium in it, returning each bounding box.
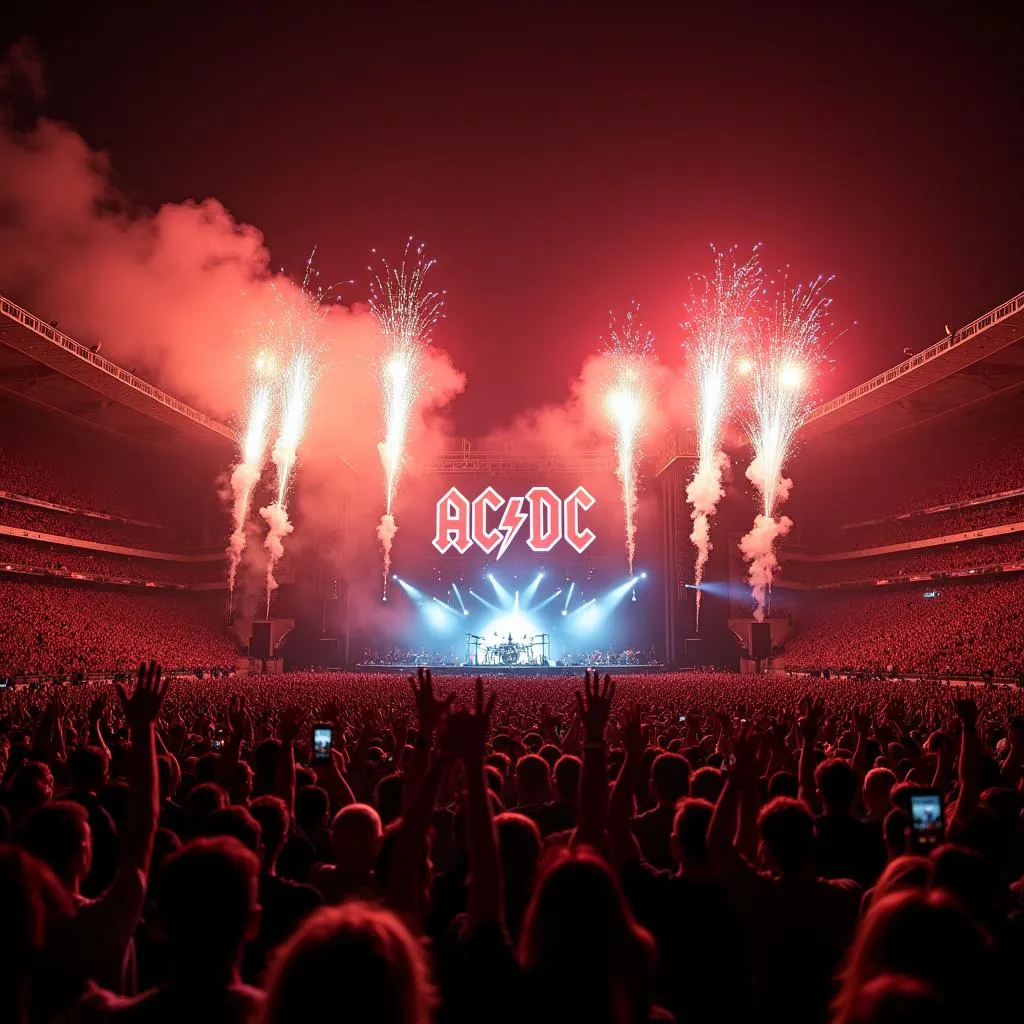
[1,286,1022,682]
[5,9,1024,1023]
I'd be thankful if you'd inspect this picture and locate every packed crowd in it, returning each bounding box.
[0,407,176,523]
[0,538,221,587]
[792,403,1024,534]
[0,402,223,546]
[836,493,1024,549]
[786,536,1024,587]
[0,498,169,549]
[0,580,238,678]
[782,579,1024,678]
[0,666,1021,1024]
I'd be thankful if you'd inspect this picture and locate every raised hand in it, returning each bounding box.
[853,703,872,737]
[279,705,306,744]
[409,666,454,735]
[731,720,761,785]
[575,669,615,743]
[116,660,167,729]
[228,694,252,743]
[621,703,647,759]
[798,695,825,740]
[391,712,411,751]
[953,695,978,731]
[440,678,496,764]
[88,694,108,728]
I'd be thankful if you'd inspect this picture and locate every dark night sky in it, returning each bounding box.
[2,0,1022,435]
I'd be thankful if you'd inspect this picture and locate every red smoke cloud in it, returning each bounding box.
[0,42,466,619]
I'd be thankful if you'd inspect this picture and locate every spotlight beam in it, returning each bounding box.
[432,596,461,617]
[562,582,576,614]
[532,588,563,612]
[468,589,500,612]
[450,583,467,615]
[522,572,544,606]
[488,574,512,606]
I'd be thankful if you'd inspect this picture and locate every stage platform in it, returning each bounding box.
[355,663,664,676]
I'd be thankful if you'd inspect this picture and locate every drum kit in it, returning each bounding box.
[466,631,551,666]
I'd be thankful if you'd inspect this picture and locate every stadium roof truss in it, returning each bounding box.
[0,294,236,452]
[800,287,1024,447]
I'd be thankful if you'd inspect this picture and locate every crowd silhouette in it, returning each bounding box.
[1,666,1022,1023]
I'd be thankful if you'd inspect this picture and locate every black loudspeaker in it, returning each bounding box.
[750,621,773,659]
[251,621,273,659]
[685,638,706,665]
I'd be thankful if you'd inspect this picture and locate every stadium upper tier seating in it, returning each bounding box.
[784,533,1024,586]
[789,399,1024,543]
[781,576,1024,677]
[0,400,224,544]
[0,536,223,585]
[0,577,237,676]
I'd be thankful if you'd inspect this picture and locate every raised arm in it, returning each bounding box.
[950,697,981,832]
[216,694,250,791]
[797,696,825,812]
[404,667,453,813]
[998,718,1023,791]
[87,694,111,758]
[607,703,646,868]
[273,706,306,817]
[386,741,451,925]
[851,703,872,790]
[442,679,502,928]
[707,720,760,868]
[574,670,615,847]
[91,662,169,964]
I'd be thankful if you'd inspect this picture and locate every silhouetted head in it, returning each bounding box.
[263,902,434,1024]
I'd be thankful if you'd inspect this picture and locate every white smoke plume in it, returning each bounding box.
[260,501,294,617]
[227,462,264,601]
[740,455,794,619]
[376,513,397,596]
[738,513,793,621]
[686,449,730,621]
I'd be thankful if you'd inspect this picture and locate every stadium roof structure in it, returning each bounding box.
[799,287,1024,448]
[0,294,236,453]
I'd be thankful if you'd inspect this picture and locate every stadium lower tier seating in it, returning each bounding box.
[781,576,1024,677]
[0,578,238,676]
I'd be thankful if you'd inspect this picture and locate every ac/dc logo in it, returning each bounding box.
[433,485,597,558]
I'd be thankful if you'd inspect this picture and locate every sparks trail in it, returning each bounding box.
[370,239,444,597]
[739,272,833,620]
[257,255,332,617]
[681,245,762,631]
[603,303,654,578]
[226,351,276,613]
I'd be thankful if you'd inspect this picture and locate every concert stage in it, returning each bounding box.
[355,663,663,676]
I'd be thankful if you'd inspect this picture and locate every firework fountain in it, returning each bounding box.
[739,274,832,620]
[681,246,762,631]
[256,260,329,617]
[226,351,277,611]
[603,304,655,578]
[370,240,444,598]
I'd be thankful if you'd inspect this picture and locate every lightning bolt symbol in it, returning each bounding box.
[496,496,527,559]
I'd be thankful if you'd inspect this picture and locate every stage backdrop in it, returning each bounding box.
[350,467,665,663]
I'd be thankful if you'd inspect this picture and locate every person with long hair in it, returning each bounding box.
[831,889,990,1024]
[261,902,434,1024]
[519,847,661,1024]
